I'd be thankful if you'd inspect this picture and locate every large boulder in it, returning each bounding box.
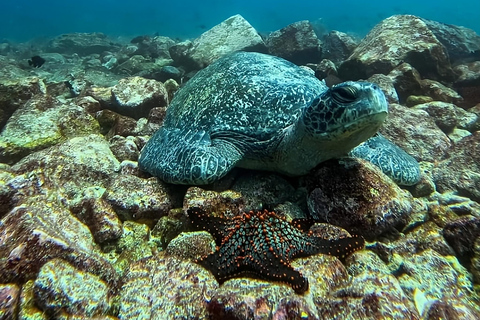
[46,32,119,56]
[339,15,454,81]
[169,14,266,70]
[265,20,322,65]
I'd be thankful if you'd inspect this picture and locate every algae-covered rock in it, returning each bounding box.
[46,32,119,56]
[305,158,413,239]
[265,20,322,65]
[379,103,451,163]
[11,134,120,199]
[0,194,116,285]
[397,249,480,318]
[0,95,100,164]
[33,258,110,317]
[117,254,217,320]
[339,15,454,81]
[110,76,168,119]
[321,30,358,65]
[0,283,20,320]
[0,76,46,130]
[18,280,47,320]
[165,231,215,261]
[105,175,175,220]
[169,14,266,70]
[231,172,302,213]
[69,186,123,244]
[433,132,480,202]
[183,186,245,218]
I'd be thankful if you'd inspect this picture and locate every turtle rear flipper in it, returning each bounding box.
[139,127,242,185]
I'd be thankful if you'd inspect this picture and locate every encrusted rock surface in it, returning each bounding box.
[321,30,358,65]
[305,158,413,239]
[46,32,119,56]
[169,14,266,70]
[0,76,46,129]
[110,76,168,119]
[379,103,451,162]
[0,95,100,164]
[265,20,322,65]
[433,132,480,202]
[0,193,116,284]
[117,254,218,320]
[34,258,110,317]
[339,15,454,81]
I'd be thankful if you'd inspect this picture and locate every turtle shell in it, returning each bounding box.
[163,51,327,141]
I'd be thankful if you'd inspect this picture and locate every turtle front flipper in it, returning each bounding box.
[349,134,421,186]
[139,127,242,185]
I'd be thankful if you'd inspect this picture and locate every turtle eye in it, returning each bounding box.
[331,86,358,103]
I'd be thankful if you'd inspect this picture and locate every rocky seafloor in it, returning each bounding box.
[0,13,480,320]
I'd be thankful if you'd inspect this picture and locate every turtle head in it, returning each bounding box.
[301,81,388,151]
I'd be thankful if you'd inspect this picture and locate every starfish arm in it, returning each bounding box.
[199,250,309,294]
[307,234,365,259]
[187,207,230,246]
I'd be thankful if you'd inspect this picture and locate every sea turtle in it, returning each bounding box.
[139,52,420,186]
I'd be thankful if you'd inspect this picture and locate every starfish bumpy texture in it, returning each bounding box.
[187,207,365,294]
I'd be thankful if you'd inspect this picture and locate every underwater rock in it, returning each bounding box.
[33,258,110,317]
[265,20,322,65]
[11,134,120,199]
[453,61,480,108]
[367,74,399,104]
[413,101,478,134]
[0,194,116,285]
[0,283,20,320]
[152,65,183,83]
[310,58,338,82]
[419,79,464,105]
[130,35,175,60]
[110,76,168,119]
[169,14,266,70]
[454,61,480,87]
[305,158,413,240]
[321,30,358,65]
[397,249,480,318]
[442,215,480,262]
[206,255,350,319]
[379,103,451,163]
[433,132,480,202]
[208,250,421,319]
[420,18,480,63]
[117,254,217,320]
[165,231,215,261]
[372,221,455,261]
[386,62,424,104]
[183,186,245,218]
[18,280,47,319]
[69,186,123,244]
[0,95,100,164]
[338,15,454,81]
[46,32,119,56]
[114,54,149,75]
[231,172,300,212]
[112,221,153,278]
[108,135,140,162]
[0,76,46,130]
[105,175,175,220]
[150,208,186,250]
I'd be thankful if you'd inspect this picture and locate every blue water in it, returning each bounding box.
[1,0,479,42]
